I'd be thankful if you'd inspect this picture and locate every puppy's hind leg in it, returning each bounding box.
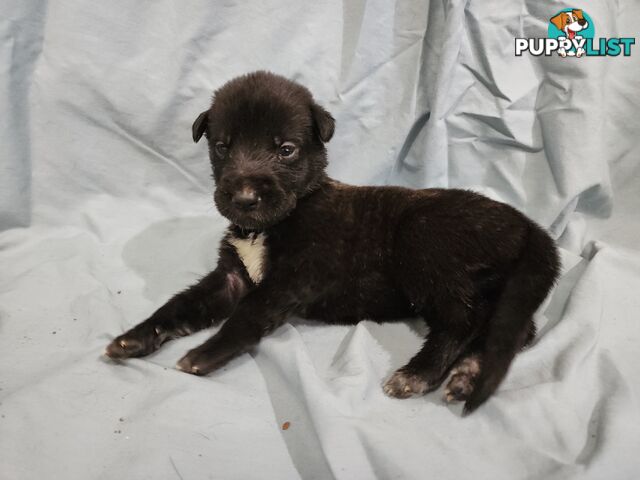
[383,302,476,399]
[444,313,537,406]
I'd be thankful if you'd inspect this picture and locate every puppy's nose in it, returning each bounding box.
[232,187,259,210]
[578,19,586,26]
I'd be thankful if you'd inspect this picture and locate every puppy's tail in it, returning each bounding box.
[463,223,560,415]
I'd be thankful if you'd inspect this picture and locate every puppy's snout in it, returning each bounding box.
[232,187,260,211]
[578,18,587,26]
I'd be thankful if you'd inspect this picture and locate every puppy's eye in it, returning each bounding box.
[279,143,297,158]
[215,142,228,157]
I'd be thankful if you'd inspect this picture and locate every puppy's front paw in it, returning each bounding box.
[176,352,203,375]
[105,326,166,359]
[176,348,220,376]
[383,369,429,399]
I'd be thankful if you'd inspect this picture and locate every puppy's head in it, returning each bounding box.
[193,71,335,230]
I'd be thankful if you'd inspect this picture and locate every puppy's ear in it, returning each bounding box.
[573,9,584,20]
[310,102,335,143]
[550,12,566,31]
[192,110,209,143]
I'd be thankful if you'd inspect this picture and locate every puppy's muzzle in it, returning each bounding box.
[232,186,260,211]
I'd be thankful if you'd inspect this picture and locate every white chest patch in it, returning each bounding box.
[228,233,267,284]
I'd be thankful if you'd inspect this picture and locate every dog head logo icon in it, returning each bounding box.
[548,8,594,57]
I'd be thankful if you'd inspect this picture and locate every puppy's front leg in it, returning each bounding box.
[176,286,291,375]
[105,249,251,359]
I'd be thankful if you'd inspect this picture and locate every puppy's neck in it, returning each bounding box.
[230,224,264,238]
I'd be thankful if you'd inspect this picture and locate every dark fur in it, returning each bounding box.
[106,71,560,414]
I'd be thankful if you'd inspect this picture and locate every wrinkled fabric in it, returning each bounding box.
[1,1,639,479]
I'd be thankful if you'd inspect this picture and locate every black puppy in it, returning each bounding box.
[106,71,560,414]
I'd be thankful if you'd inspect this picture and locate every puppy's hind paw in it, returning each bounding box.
[443,356,480,403]
[443,375,474,403]
[383,369,429,399]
